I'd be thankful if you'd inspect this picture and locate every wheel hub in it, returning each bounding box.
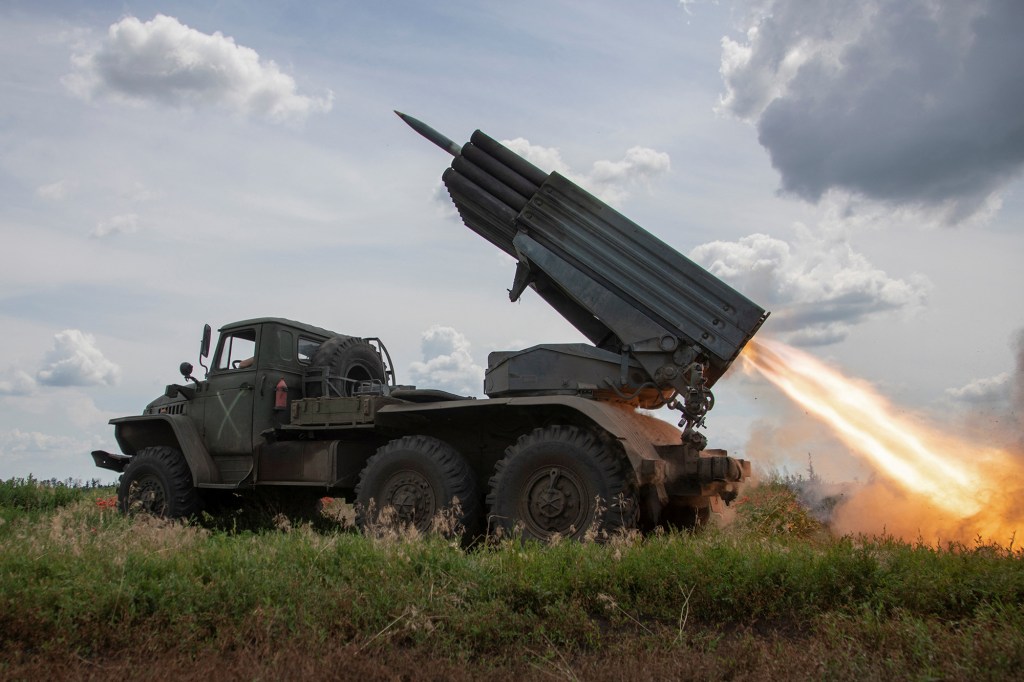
[382,472,435,528]
[537,487,565,517]
[127,475,167,515]
[523,466,586,535]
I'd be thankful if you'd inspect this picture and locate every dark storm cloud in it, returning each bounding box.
[720,0,1024,221]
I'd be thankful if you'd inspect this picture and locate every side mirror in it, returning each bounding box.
[198,324,212,379]
[200,324,212,358]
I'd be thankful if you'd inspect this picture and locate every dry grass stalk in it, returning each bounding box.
[675,583,696,644]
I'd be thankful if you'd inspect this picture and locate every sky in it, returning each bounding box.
[1,0,1022,485]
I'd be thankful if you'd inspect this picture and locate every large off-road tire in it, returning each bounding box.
[487,425,637,542]
[308,335,386,397]
[118,446,201,518]
[355,435,482,541]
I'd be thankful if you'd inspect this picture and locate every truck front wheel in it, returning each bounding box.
[487,425,637,542]
[118,446,201,518]
[355,436,482,541]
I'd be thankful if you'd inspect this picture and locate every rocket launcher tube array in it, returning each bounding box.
[397,111,768,395]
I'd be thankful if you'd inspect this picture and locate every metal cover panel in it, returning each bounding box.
[518,173,766,365]
[290,397,376,426]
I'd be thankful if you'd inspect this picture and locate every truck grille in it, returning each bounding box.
[147,403,187,416]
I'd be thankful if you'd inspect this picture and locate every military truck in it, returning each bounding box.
[91,114,767,541]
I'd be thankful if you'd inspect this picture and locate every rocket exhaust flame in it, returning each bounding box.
[741,338,1024,545]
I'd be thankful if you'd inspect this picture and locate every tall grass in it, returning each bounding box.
[0,475,105,510]
[1,477,1022,678]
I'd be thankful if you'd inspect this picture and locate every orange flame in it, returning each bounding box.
[741,337,1024,545]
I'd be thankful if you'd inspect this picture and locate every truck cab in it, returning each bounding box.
[94,318,389,490]
[197,318,330,455]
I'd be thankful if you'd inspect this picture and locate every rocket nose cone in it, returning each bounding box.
[395,111,461,157]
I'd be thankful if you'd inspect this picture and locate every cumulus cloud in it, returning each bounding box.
[946,372,1011,405]
[65,14,332,122]
[3,428,83,456]
[36,330,120,387]
[691,227,928,345]
[36,180,70,201]
[502,138,670,206]
[718,0,1024,222]
[948,329,1024,418]
[0,369,36,396]
[91,213,139,238]
[0,428,108,482]
[407,326,484,396]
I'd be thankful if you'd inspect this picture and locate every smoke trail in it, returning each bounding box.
[741,338,1024,545]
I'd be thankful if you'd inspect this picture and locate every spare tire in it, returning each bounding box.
[308,335,386,397]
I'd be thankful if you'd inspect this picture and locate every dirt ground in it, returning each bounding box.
[0,628,957,682]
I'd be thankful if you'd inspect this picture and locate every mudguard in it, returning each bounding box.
[108,414,220,486]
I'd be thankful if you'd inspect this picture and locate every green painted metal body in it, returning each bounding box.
[101,318,336,487]
[93,116,765,524]
[94,317,746,520]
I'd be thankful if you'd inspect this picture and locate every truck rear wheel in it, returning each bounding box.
[487,425,637,542]
[308,335,386,397]
[355,435,482,541]
[118,446,201,518]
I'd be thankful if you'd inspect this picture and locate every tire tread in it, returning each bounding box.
[118,445,201,518]
[486,425,637,540]
[355,435,482,540]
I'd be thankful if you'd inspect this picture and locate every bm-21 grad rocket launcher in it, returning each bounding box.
[397,112,768,443]
[86,112,773,541]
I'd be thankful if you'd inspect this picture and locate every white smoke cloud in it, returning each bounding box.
[64,14,333,122]
[91,213,139,238]
[718,0,1024,222]
[407,326,484,396]
[36,330,120,387]
[691,227,928,346]
[501,138,670,206]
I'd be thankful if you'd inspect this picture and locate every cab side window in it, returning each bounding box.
[216,329,257,370]
[298,338,321,364]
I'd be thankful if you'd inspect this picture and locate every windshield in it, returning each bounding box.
[215,329,257,370]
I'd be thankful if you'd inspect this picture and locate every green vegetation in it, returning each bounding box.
[1,476,1022,680]
[0,476,105,523]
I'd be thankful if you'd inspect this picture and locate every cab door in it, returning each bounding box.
[250,327,318,447]
[203,327,258,455]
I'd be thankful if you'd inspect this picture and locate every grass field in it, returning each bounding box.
[1,476,1022,680]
